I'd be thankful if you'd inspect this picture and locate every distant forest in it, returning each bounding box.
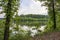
[14,14,49,26]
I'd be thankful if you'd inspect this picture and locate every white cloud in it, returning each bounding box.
[18,0,48,15]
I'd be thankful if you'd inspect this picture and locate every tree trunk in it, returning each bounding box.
[3,0,12,40]
[52,0,56,29]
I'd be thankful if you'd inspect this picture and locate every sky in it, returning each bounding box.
[18,0,48,15]
[0,0,48,18]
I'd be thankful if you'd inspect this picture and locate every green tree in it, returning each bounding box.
[38,0,60,30]
[0,0,20,40]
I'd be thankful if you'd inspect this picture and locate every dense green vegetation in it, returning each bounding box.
[0,20,5,40]
[0,0,60,40]
[0,14,48,40]
[38,0,60,34]
[14,14,48,26]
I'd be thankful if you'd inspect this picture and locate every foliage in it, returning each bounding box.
[0,0,60,40]
[38,0,60,31]
[14,14,48,27]
[0,20,5,40]
[0,0,20,40]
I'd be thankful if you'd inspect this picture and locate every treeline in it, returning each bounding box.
[20,14,49,18]
[14,14,49,26]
